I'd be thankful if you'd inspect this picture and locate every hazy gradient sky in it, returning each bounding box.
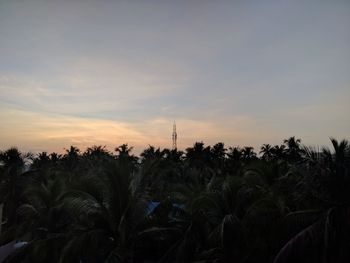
[0,0,349,154]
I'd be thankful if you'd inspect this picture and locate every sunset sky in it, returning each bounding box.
[0,0,349,154]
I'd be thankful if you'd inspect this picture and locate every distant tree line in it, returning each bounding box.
[0,136,349,262]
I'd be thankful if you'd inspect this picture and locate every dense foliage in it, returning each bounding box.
[0,137,349,262]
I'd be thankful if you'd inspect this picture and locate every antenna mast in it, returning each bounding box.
[172,121,177,150]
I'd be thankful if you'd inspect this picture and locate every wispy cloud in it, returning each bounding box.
[0,0,349,152]
[0,109,145,153]
[0,107,275,154]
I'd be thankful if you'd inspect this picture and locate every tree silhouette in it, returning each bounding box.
[260,144,273,161]
[283,136,303,162]
[0,148,31,230]
[0,137,349,262]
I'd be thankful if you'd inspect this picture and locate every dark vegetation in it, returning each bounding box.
[0,137,350,262]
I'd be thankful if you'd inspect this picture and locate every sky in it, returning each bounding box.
[0,0,349,154]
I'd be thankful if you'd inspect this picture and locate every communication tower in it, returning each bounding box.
[172,121,177,150]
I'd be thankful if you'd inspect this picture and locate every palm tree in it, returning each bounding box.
[138,156,168,200]
[260,144,273,161]
[226,146,243,175]
[274,206,350,263]
[163,148,184,163]
[241,146,257,161]
[114,144,138,175]
[32,152,50,169]
[211,142,227,172]
[319,138,350,204]
[6,177,69,263]
[271,145,286,160]
[0,148,26,169]
[167,163,288,262]
[139,147,185,201]
[84,145,111,159]
[63,146,80,159]
[0,147,31,231]
[49,152,62,164]
[184,142,214,186]
[283,137,303,162]
[274,139,350,262]
[185,142,212,169]
[283,136,301,149]
[115,144,137,162]
[327,138,350,179]
[115,144,134,158]
[227,146,242,162]
[140,145,164,162]
[62,146,81,170]
[60,161,149,262]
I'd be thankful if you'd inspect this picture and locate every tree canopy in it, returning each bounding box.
[0,137,349,262]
